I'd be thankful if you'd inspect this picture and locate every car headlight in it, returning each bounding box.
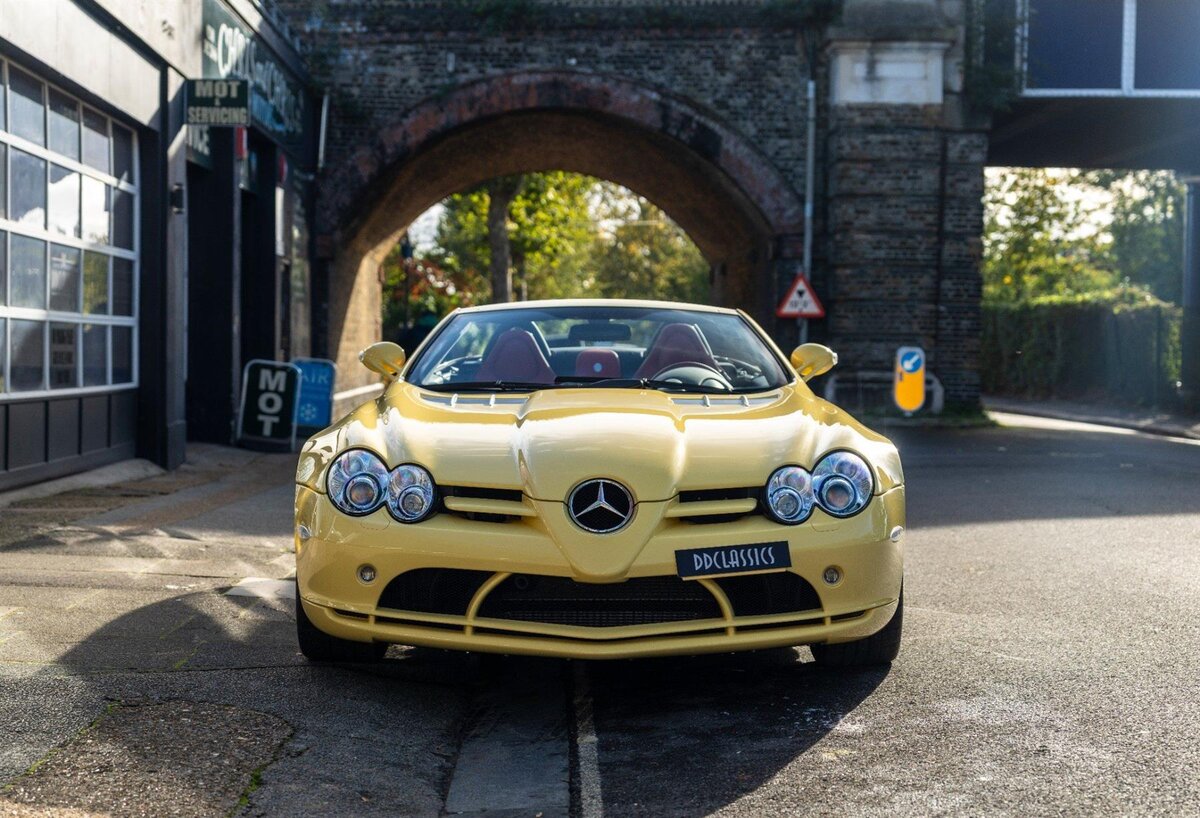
[386,464,436,523]
[812,451,874,517]
[326,449,389,516]
[764,465,815,525]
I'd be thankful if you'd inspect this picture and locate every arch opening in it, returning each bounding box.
[322,73,804,389]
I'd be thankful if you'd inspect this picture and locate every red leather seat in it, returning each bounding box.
[634,323,719,379]
[575,348,622,378]
[475,329,557,384]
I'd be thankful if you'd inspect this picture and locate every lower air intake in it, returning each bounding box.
[477,575,722,627]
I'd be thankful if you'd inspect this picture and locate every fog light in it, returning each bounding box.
[357,565,377,584]
[890,525,905,543]
[297,524,312,542]
[822,566,842,585]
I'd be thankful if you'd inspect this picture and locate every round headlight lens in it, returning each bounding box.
[327,450,389,516]
[812,451,873,517]
[765,466,814,524]
[387,464,436,523]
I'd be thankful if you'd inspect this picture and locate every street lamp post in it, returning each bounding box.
[1183,177,1200,410]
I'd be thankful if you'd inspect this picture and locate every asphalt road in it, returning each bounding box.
[0,414,1197,817]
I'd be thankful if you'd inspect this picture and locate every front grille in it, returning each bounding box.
[678,487,759,503]
[714,572,822,617]
[442,485,524,503]
[377,568,491,615]
[476,575,722,627]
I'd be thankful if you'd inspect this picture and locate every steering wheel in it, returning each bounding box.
[651,362,733,391]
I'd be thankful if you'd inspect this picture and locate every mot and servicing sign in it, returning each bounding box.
[237,361,301,451]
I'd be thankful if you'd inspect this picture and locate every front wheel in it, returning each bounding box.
[296,584,388,663]
[810,591,903,668]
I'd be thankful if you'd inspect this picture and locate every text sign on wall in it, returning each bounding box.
[293,358,337,436]
[893,346,926,415]
[201,0,307,153]
[238,360,301,450]
[185,79,250,127]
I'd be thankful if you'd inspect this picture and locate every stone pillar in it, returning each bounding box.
[1182,177,1200,409]
[823,0,984,410]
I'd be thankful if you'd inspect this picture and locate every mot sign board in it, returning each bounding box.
[238,360,301,450]
[293,358,337,438]
[893,346,926,415]
[186,79,250,127]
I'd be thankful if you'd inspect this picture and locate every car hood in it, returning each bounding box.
[298,382,903,502]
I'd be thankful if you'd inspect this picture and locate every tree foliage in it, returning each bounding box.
[983,167,1184,304]
[388,171,709,324]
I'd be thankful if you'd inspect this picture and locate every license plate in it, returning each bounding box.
[675,541,791,579]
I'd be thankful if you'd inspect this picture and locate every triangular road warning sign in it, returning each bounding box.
[776,274,825,319]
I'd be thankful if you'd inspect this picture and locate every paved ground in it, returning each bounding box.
[0,416,1197,816]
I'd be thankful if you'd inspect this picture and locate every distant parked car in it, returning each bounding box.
[293,300,905,666]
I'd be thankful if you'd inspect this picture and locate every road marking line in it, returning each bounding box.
[225,578,296,599]
[573,662,604,818]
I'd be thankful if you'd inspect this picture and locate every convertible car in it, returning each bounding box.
[293,300,905,666]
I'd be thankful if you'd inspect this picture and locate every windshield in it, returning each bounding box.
[405,306,792,394]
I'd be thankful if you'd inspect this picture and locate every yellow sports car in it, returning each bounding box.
[293,300,905,666]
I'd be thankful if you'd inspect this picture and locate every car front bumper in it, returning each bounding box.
[294,484,904,660]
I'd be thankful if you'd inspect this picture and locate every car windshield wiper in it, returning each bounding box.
[421,381,559,393]
[564,377,733,394]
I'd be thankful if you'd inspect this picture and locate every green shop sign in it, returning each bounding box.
[201,0,307,153]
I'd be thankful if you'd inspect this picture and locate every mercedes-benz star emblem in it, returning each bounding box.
[567,479,634,533]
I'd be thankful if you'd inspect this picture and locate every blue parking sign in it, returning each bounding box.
[293,358,337,434]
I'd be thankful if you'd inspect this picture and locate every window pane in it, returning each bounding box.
[1135,0,1200,89]
[11,149,47,228]
[8,67,45,145]
[49,322,77,389]
[83,251,109,314]
[1026,0,1123,89]
[0,231,6,307]
[0,64,6,132]
[112,258,134,316]
[0,318,5,392]
[0,144,6,219]
[112,188,134,249]
[82,323,106,386]
[49,244,81,312]
[112,325,133,383]
[49,165,80,238]
[48,90,80,160]
[82,177,110,244]
[82,109,110,173]
[10,319,45,391]
[10,235,46,309]
[113,124,134,184]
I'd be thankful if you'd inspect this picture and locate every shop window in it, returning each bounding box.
[112,325,133,384]
[10,320,45,391]
[82,109,109,174]
[1,59,138,396]
[112,258,134,316]
[113,125,134,184]
[49,165,81,238]
[49,322,78,389]
[82,324,106,386]
[83,251,108,314]
[8,67,45,146]
[49,245,81,312]
[11,149,46,228]
[112,189,134,249]
[48,90,80,161]
[10,235,46,309]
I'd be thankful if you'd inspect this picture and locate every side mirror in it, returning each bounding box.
[790,343,838,382]
[359,342,406,380]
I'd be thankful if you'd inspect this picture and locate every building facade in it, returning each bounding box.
[0,0,319,490]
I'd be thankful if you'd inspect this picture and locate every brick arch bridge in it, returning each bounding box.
[287,0,986,407]
[320,70,810,382]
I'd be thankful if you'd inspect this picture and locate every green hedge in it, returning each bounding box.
[982,289,1181,406]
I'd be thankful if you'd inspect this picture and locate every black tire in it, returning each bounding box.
[296,585,388,663]
[810,591,903,668]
